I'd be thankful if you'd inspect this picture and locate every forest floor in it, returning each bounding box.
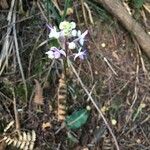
[0,0,150,150]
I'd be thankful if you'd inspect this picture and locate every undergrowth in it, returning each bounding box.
[0,0,150,150]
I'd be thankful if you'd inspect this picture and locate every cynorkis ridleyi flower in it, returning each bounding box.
[45,47,66,59]
[74,30,88,46]
[47,25,60,39]
[73,49,87,60]
[46,21,88,61]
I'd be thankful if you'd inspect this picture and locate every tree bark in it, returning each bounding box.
[98,0,150,58]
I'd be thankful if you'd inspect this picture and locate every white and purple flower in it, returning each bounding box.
[45,47,66,59]
[46,21,88,61]
[47,24,60,39]
[74,30,88,46]
[73,48,87,60]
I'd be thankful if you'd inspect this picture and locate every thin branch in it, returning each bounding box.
[68,59,120,150]
[12,88,20,135]
[12,2,28,102]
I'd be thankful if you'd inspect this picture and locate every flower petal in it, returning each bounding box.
[72,30,77,37]
[68,42,76,49]
[54,51,61,59]
[59,50,66,57]
[49,26,60,39]
[50,46,58,51]
[77,30,81,37]
[45,51,54,59]
[80,30,88,38]
[79,38,84,46]
[73,30,88,45]
[74,51,86,60]
[70,22,76,29]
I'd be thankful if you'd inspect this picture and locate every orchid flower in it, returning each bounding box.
[68,42,76,49]
[47,24,60,39]
[78,30,88,45]
[73,30,88,46]
[46,21,88,61]
[45,47,66,59]
[73,48,87,60]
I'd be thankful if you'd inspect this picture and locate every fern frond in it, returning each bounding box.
[2,130,36,150]
[4,121,14,133]
[57,73,67,121]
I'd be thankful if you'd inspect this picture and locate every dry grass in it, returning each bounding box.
[0,0,150,150]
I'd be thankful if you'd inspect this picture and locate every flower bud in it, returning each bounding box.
[68,42,76,49]
[71,30,77,37]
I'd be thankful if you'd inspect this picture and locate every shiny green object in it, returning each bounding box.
[65,107,90,130]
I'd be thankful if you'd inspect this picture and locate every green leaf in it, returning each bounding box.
[61,0,72,21]
[133,0,144,9]
[65,107,90,130]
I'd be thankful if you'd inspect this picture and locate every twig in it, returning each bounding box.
[0,13,41,30]
[12,88,20,135]
[109,80,130,102]
[139,126,150,145]
[0,0,15,73]
[80,0,88,26]
[0,39,13,75]
[83,2,94,25]
[37,1,48,22]
[43,60,55,87]
[89,32,118,76]
[87,82,97,102]
[52,0,62,14]
[0,91,13,103]
[103,57,118,76]
[97,0,150,58]
[28,29,45,76]
[68,59,120,150]
[122,37,140,132]
[135,39,150,81]
[12,2,28,102]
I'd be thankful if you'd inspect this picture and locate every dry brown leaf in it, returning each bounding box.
[0,0,9,9]
[33,79,44,105]
[42,122,52,131]
[0,141,6,150]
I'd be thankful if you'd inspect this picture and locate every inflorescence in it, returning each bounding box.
[45,21,88,61]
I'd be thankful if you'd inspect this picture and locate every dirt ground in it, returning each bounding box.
[0,0,150,150]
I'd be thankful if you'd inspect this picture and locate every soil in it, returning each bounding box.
[0,1,150,150]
